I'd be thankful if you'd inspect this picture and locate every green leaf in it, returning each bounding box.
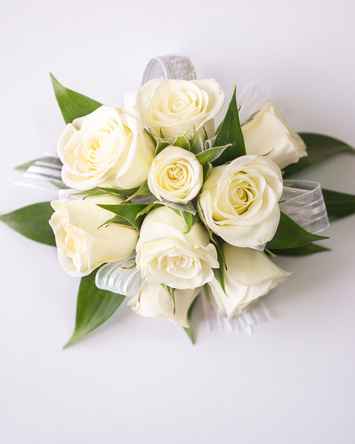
[322,188,355,222]
[283,133,355,178]
[74,186,141,199]
[189,132,201,155]
[144,128,156,145]
[197,200,215,242]
[266,212,328,250]
[156,140,170,155]
[271,244,331,256]
[174,210,199,233]
[196,144,232,166]
[64,269,125,348]
[161,284,176,313]
[183,298,197,344]
[203,162,213,181]
[125,181,152,202]
[100,215,135,229]
[212,87,246,165]
[213,241,227,294]
[204,284,213,308]
[15,156,62,171]
[73,188,109,198]
[174,136,190,151]
[51,74,102,124]
[135,202,163,218]
[202,127,208,142]
[0,202,55,246]
[98,203,147,230]
[99,186,140,197]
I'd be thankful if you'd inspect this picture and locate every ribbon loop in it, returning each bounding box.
[141,55,196,84]
[95,255,145,297]
[280,180,330,234]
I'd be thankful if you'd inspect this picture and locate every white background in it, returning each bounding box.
[1,1,355,443]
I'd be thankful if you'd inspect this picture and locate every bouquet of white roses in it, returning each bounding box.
[1,56,354,346]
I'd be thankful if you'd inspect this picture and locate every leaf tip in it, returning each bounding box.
[62,338,74,350]
[63,332,81,349]
[50,72,59,87]
[184,327,195,344]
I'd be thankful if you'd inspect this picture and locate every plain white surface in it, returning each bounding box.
[1,1,355,443]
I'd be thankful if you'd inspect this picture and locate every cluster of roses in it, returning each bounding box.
[49,78,307,327]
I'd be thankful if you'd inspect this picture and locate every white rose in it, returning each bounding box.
[136,206,218,290]
[198,155,283,248]
[136,78,225,138]
[242,100,307,169]
[209,243,290,318]
[57,105,155,190]
[128,283,199,327]
[49,195,138,277]
[147,146,203,204]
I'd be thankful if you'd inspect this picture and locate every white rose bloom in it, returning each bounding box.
[209,243,291,318]
[136,78,225,138]
[57,105,155,190]
[242,100,307,169]
[136,206,218,290]
[49,195,138,277]
[198,155,283,248]
[128,283,199,327]
[148,146,203,203]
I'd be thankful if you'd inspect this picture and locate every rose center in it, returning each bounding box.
[84,136,101,166]
[167,164,185,180]
[157,254,194,273]
[229,179,258,215]
[160,163,189,190]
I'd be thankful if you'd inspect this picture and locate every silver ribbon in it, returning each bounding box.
[95,255,144,297]
[281,180,329,233]
[201,295,272,335]
[15,155,66,192]
[141,55,196,84]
